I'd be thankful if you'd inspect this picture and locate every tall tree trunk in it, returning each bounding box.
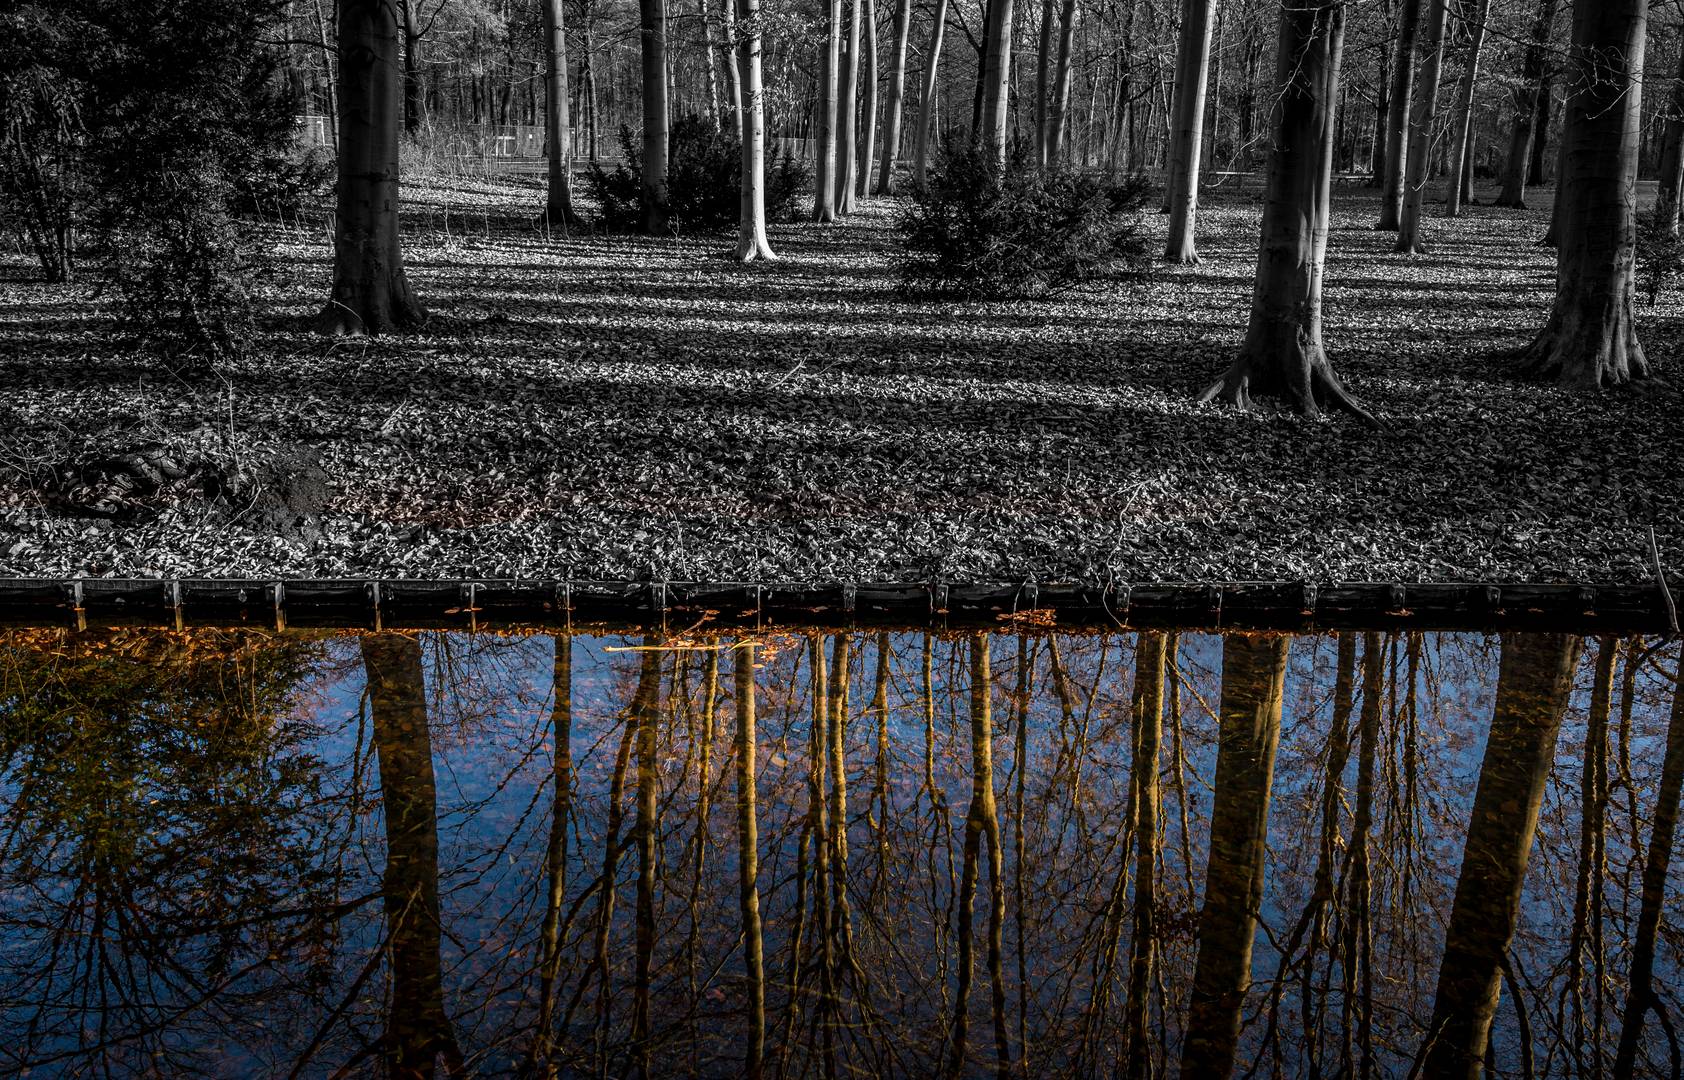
[1198,0,1371,421]
[735,642,767,1080]
[734,0,779,260]
[1527,71,1553,185]
[1376,0,1423,230]
[541,0,579,228]
[1179,633,1291,1077]
[815,0,842,218]
[1518,0,1649,387]
[978,0,1016,164]
[318,0,425,335]
[1495,0,1556,208]
[835,0,860,217]
[1612,641,1684,1075]
[1421,632,1582,1077]
[1442,0,1489,217]
[701,0,722,127]
[363,633,466,1079]
[313,0,338,149]
[1044,0,1079,165]
[720,0,743,136]
[876,0,914,191]
[1162,0,1216,263]
[1121,632,1165,1080]
[1033,0,1055,164]
[911,0,949,189]
[856,0,878,198]
[1367,1,1389,185]
[401,0,423,136]
[638,0,671,235]
[1395,0,1448,253]
[1652,43,1684,234]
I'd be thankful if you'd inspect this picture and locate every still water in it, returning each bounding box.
[0,627,1679,1078]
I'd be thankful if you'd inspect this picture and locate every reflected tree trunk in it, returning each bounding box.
[530,636,574,1077]
[362,633,465,1079]
[1564,637,1615,1073]
[1122,632,1165,1079]
[1612,642,1684,1074]
[1341,631,1383,1077]
[1180,633,1290,1077]
[735,642,766,1080]
[948,634,1011,1079]
[1421,632,1582,1076]
[631,644,663,1079]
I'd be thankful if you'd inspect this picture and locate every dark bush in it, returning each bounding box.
[586,115,810,233]
[2,0,308,364]
[895,142,1151,300]
[1636,208,1684,307]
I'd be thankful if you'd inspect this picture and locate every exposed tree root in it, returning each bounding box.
[734,235,781,263]
[1517,304,1649,389]
[1197,348,1378,426]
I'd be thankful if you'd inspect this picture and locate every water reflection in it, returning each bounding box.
[0,627,1680,1078]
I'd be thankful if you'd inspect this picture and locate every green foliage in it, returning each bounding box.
[895,143,1152,300]
[1635,208,1684,307]
[1,0,315,364]
[585,115,809,233]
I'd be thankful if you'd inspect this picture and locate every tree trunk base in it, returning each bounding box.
[1198,342,1377,425]
[315,291,426,337]
[734,237,780,263]
[1517,302,1649,388]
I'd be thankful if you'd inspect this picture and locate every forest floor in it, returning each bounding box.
[0,173,1679,585]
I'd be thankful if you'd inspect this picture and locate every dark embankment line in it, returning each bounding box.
[0,579,1677,634]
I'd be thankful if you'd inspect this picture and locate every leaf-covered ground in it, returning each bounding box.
[1,175,1678,584]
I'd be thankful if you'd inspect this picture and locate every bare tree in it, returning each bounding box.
[317,0,425,335]
[1394,0,1448,254]
[734,0,779,260]
[1162,0,1215,263]
[1197,0,1372,421]
[639,0,671,234]
[1516,0,1650,386]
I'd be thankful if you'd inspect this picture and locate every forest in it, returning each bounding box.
[0,0,1676,585]
[1,624,1683,1077]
